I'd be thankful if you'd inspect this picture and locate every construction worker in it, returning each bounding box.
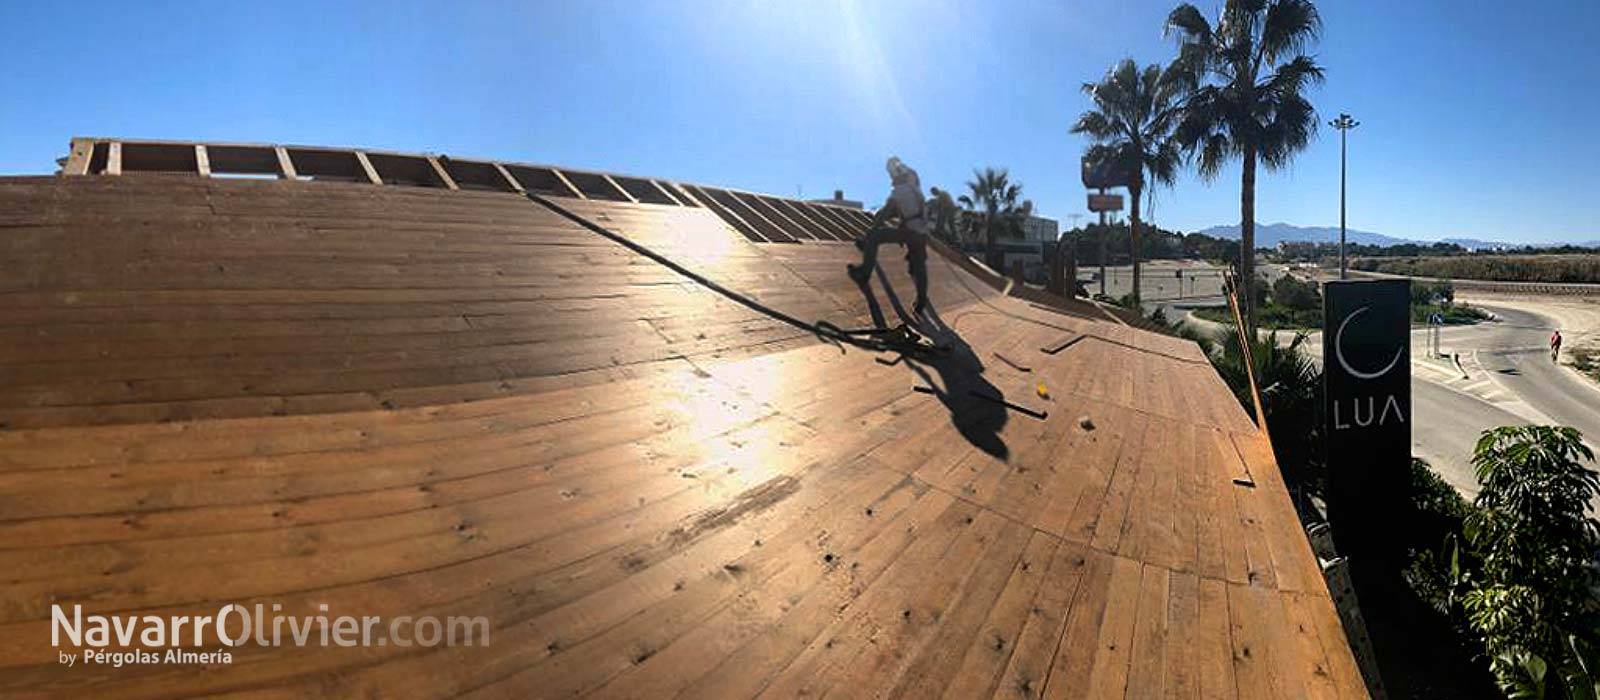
[1551,329,1563,362]
[848,157,931,315]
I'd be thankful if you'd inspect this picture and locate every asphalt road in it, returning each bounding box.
[1411,378,1522,499]
[1466,303,1600,441]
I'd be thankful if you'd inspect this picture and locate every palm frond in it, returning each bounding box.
[1260,0,1322,65]
[1166,4,1214,44]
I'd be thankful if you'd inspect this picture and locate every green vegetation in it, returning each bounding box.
[957,168,1032,271]
[1355,255,1600,284]
[1407,428,1600,699]
[1571,346,1600,384]
[1059,222,1238,266]
[1073,59,1183,304]
[1166,0,1325,332]
[1193,276,1487,329]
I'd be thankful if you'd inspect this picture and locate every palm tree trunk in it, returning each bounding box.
[1129,182,1142,306]
[1240,144,1258,333]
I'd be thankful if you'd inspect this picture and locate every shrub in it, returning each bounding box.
[1410,427,1600,698]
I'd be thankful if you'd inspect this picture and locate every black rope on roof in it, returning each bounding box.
[523,192,947,359]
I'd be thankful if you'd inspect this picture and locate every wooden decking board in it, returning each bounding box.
[0,175,1365,698]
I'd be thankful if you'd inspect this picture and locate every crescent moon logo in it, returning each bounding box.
[1335,305,1403,380]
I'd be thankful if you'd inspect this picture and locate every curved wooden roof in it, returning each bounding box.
[0,161,1365,697]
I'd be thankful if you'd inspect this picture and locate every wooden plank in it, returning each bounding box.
[1195,577,1238,699]
[353,151,383,185]
[491,162,525,193]
[649,180,684,206]
[106,141,122,175]
[194,144,211,177]
[550,169,585,199]
[601,174,637,203]
[62,137,95,176]
[274,147,298,179]
[427,156,459,190]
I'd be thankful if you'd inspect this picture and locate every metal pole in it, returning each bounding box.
[1330,113,1360,280]
[1339,127,1346,279]
[1098,187,1107,297]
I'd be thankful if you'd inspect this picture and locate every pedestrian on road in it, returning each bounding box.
[1551,329,1563,362]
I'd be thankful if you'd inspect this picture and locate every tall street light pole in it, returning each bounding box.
[1330,113,1360,279]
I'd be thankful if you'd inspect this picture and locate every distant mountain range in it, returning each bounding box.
[1196,222,1600,251]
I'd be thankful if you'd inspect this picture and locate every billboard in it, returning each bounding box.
[1086,193,1123,213]
[1322,279,1411,556]
[1080,156,1134,189]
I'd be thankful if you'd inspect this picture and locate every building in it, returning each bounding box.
[807,188,864,210]
[1020,214,1061,243]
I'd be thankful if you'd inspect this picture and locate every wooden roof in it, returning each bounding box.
[0,171,1365,698]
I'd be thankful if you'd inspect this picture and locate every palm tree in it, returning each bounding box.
[1166,0,1325,331]
[958,168,1033,270]
[1071,59,1184,305]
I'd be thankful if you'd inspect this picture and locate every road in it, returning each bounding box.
[1466,303,1600,440]
[1411,379,1520,499]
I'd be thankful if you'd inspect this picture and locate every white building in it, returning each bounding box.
[1020,215,1060,243]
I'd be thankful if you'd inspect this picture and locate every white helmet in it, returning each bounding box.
[885,156,918,187]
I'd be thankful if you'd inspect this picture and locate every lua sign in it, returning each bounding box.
[1322,280,1411,556]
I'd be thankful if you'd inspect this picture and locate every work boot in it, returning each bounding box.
[847,264,870,285]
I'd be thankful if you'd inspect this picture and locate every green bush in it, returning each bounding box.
[1409,427,1600,698]
[1272,274,1322,311]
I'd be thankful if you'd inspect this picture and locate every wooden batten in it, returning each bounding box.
[62,138,95,176]
[106,141,123,175]
[274,147,299,179]
[601,174,637,203]
[650,179,684,205]
[427,156,459,190]
[550,169,586,199]
[194,145,212,177]
[492,162,525,193]
[353,151,383,185]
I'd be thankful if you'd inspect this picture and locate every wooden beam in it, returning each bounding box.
[601,174,637,203]
[667,182,705,207]
[106,141,122,176]
[354,151,383,185]
[62,138,95,176]
[427,157,459,190]
[650,180,684,206]
[194,145,212,177]
[550,169,585,199]
[492,162,525,193]
[275,147,298,179]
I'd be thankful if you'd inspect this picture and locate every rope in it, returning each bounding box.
[524,193,944,358]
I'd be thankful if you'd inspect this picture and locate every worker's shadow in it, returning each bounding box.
[858,267,1010,461]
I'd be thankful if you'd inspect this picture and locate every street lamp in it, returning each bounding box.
[1330,113,1360,279]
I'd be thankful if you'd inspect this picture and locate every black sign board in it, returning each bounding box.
[1080,156,1134,189]
[1323,279,1411,557]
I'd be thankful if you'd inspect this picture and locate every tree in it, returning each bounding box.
[1166,0,1326,332]
[1420,426,1600,698]
[1271,274,1320,311]
[1207,328,1323,500]
[958,168,1033,270]
[1072,59,1184,305]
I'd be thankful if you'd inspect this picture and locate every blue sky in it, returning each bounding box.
[3,0,1597,243]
